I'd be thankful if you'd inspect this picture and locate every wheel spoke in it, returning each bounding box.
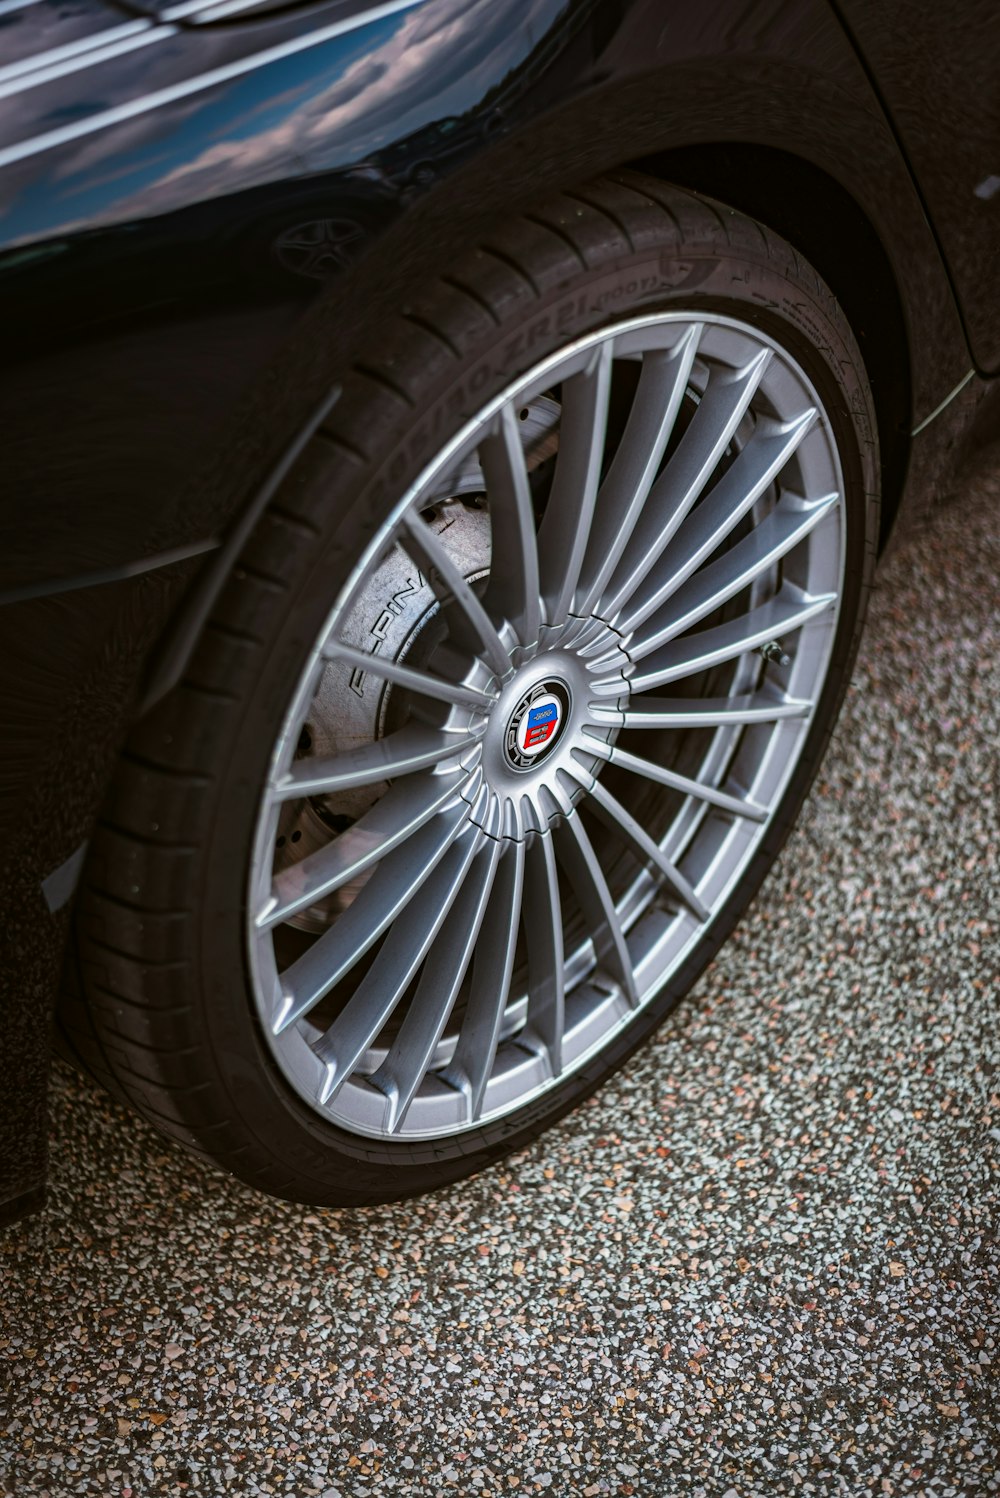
[479,404,541,644]
[400,512,511,677]
[521,832,565,1076]
[575,328,702,614]
[585,736,767,822]
[259,769,471,930]
[591,692,812,730]
[536,342,613,624]
[628,588,837,693]
[250,309,849,1141]
[273,800,472,1033]
[443,838,525,1120]
[629,492,840,659]
[311,826,484,1103]
[322,639,497,711]
[371,838,503,1133]
[619,412,818,633]
[599,349,772,620]
[580,773,710,922]
[270,725,481,802]
[556,813,637,1008]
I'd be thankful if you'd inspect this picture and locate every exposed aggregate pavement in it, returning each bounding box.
[2,478,999,1498]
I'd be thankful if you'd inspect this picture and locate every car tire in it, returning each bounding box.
[58,172,879,1205]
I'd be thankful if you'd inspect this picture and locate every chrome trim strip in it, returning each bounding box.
[175,0,282,16]
[911,369,976,436]
[0,20,156,91]
[168,0,302,18]
[0,0,425,161]
[0,0,43,16]
[159,0,420,23]
[162,0,281,15]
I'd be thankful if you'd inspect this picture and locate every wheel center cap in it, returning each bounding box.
[504,680,570,770]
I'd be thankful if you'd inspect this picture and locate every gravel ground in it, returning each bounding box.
[3,478,999,1498]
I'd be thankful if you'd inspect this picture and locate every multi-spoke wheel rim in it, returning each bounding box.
[247,313,845,1140]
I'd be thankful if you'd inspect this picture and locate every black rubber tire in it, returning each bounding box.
[59,172,879,1206]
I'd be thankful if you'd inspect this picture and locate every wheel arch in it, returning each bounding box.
[626,143,911,550]
[136,143,915,716]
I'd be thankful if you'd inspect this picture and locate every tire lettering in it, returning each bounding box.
[526,315,551,346]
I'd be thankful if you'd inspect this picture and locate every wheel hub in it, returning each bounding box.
[462,619,630,840]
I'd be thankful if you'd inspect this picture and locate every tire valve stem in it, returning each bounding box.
[758,640,791,668]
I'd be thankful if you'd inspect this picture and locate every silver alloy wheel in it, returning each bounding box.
[248,312,845,1140]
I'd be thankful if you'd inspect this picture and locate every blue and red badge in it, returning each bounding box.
[515,692,563,759]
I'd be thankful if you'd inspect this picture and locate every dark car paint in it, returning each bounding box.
[0,0,996,1220]
[835,0,1000,373]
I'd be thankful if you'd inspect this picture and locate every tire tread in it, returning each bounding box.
[60,172,880,1205]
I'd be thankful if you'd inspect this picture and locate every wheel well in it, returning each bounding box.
[628,144,910,549]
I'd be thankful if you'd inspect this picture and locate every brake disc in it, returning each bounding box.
[273,397,560,930]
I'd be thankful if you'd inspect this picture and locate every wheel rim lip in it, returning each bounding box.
[246,310,847,1143]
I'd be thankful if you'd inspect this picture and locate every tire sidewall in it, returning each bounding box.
[122,209,881,1201]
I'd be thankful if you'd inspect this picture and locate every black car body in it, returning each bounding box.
[1,0,997,1221]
